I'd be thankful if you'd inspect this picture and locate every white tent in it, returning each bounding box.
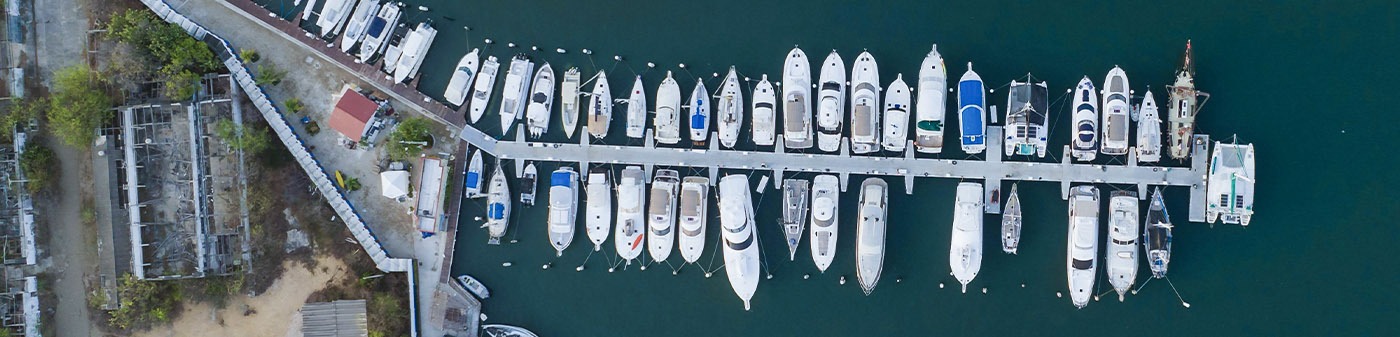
[380,170,411,199]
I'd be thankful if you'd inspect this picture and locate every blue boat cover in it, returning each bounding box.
[961,106,985,138]
[465,172,480,188]
[366,18,387,38]
[959,80,984,107]
[690,113,707,130]
[487,203,506,220]
[551,172,573,187]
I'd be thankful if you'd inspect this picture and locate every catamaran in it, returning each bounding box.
[809,175,839,272]
[647,169,679,262]
[654,72,683,144]
[1002,183,1022,254]
[677,177,708,263]
[856,177,888,296]
[337,0,380,53]
[1144,187,1172,278]
[484,161,511,245]
[780,179,810,261]
[783,47,814,149]
[584,168,612,251]
[1071,77,1099,162]
[850,52,880,154]
[717,67,744,148]
[518,163,537,206]
[547,167,578,257]
[1136,90,1163,162]
[314,0,355,38]
[463,149,484,198]
[1106,191,1139,302]
[355,3,400,64]
[587,70,612,138]
[916,45,947,154]
[560,68,582,139]
[614,166,646,263]
[443,49,480,107]
[719,175,761,310]
[1101,66,1132,156]
[1004,75,1049,157]
[882,74,911,152]
[1168,40,1210,160]
[1067,185,1099,308]
[816,51,846,152]
[390,22,436,84]
[525,63,555,138]
[625,76,647,139]
[1206,141,1256,226]
[498,54,535,133]
[468,56,501,124]
[752,75,777,146]
[957,63,986,154]
[951,182,983,293]
[688,79,710,145]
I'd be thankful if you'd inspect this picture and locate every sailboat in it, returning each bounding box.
[856,177,888,295]
[915,45,947,154]
[468,56,501,124]
[1001,184,1022,254]
[950,182,983,293]
[560,68,582,139]
[849,52,880,154]
[647,169,679,262]
[443,49,480,107]
[498,54,535,134]
[547,167,578,257]
[1106,191,1140,302]
[1168,40,1210,160]
[625,76,647,139]
[782,47,814,149]
[677,177,709,263]
[614,166,646,263]
[1136,90,1163,162]
[1004,75,1050,157]
[1206,140,1256,225]
[1143,187,1172,278]
[688,79,710,145]
[1071,77,1099,162]
[525,63,555,138]
[957,63,986,154]
[809,175,839,272]
[718,175,761,310]
[1101,66,1132,156]
[355,3,400,64]
[716,67,744,148]
[816,51,846,152]
[337,0,380,53]
[882,74,911,152]
[587,70,612,138]
[780,179,810,261]
[654,72,683,144]
[484,161,511,245]
[463,149,484,198]
[752,75,777,146]
[1067,185,1099,308]
[584,168,612,251]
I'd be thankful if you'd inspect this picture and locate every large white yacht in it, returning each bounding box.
[882,74,911,152]
[1101,66,1131,156]
[525,63,554,138]
[716,67,744,148]
[1067,185,1100,308]
[587,70,612,139]
[816,51,846,152]
[957,63,986,154]
[614,166,646,263]
[1106,191,1140,302]
[677,177,708,263]
[1071,77,1099,162]
[915,45,947,154]
[856,177,888,295]
[560,68,582,139]
[1004,76,1050,157]
[780,179,810,261]
[584,168,612,251]
[547,167,578,257]
[687,79,710,145]
[468,56,501,124]
[849,52,881,154]
[1136,90,1163,162]
[809,175,839,272]
[498,54,535,133]
[390,22,437,84]
[751,75,777,146]
[1206,141,1256,226]
[782,48,814,149]
[646,169,679,262]
[484,161,511,245]
[625,76,647,139]
[314,0,355,38]
[337,0,380,53]
[355,3,400,64]
[443,49,480,107]
[950,182,983,293]
[654,72,683,144]
[718,175,761,310]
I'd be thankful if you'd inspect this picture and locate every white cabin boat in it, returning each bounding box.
[525,63,555,138]
[882,74,911,152]
[1106,191,1139,302]
[780,179,810,261]
[624,76,647,139]
[816,51,846,152]
[718,175,761,310]
[782,48,814,149]
[463,149,484,198]
[468,56,501,124]
[337,0,380,53]
[518,163,537,206]
[560,68,582,139]
[1136,90,1163,162]
[654,72,683,144]
[1067,185,1099,308]
[1206,141,1256,225]
[587,71,613,138]
[547,167,578,256]
[443,49,480,107]
[915,45,947,154]
[717,67,744,148]
[809,175,839,272]
[1071,77,1099,161]
[752,75,777,146]
[584,168,612,251]
[314,0,355,38]
[390,22,436,84]
[957,63,986,154]
[688,79,710,145]
[677,177,708,263]
[1101,66,1132,156]
[646,169,679,262]
[498,54,535,133]
[850,52,881,154]
[455,275,490,299]
[356,3,400,64]
[856,177,888,295]
[484,162,511,245]
[614,166,646,263]
[950,182,983,293]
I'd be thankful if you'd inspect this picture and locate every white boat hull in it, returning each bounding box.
[547,168,578,256]
[584,170,612,251]
[809,175,839,272]
[782,48,813,149]
[654,72,683,144]
[1101,66,1131,156]
[614,167,646,262]
[816,51,846,152]
[444,49,480,107]
[525,63,555,138]
[915,45,947,154]
[1071,77,1099,162]
[849,52,880,154]
[1106,192,1139,301]
[688,80,710,144]
[498,55,535,134]
[950,182,983,293]
[677,177,708,263]
[717,67,744,148]
[561,68,582,139]
[647,170,678,262]
[587,71,613,138]
[882,74,910,152]
[719,175,760,310]
[626,76,647,139]
[468,56,501,124]
[1136,91,1163,162]
[856,178,887,295]
[1067,186,1099,308]
[752,75,777,146]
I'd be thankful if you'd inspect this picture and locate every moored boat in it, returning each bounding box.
[716,67,744,148]
[443,48,480,107]
[647,169,679,262]
[1101,66,1132,156]
[677,177,709,263]
[614,166,646,263]
[1168,40,1210,159]
[1136,90,1163,162]
[454,274,490,299]
[782,47,814,149]
[856,177,888,295]
[338,0,380,53]
[463,149,484,198]
[518,163,537,206]
[314,0,355,38]
[718,175,761,310]
[587,70,613,138]
[1004,75,1050,157]
[1001,183,1022,254]
[957,63,986,154]
[1071,77,1099,161]
[484,161,511,245]
[951,182,983,293]
[625,76,647,139]
[1206,141,1256,225]
[499,54,535,133]
[882,74,911,152]
[816,51,846,152]
[525,63,555,138]
[390,22,436,84]
[547,167,578,256]
[654,72,683,144]
[356,3,400,63]
[849,52,880,154]
[584,168,612,251]
[915,45,947,154]
[809,175,839,272]
[780,179,810,261]
[1067,185,1099,308]
[1107,191,1139,302]
[468,56,501,124]
[752,75,777,146]
[560,68,582,139]
[481,324,539,337]
[688,79,710,145]
[1143,187,1172,278]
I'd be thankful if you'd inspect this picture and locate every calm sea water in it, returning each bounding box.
[261,0,1399,334]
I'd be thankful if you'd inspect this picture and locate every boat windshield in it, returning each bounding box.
[1077,123,1095,143]
[821,82,842,92]
[1072,258,1093,270]
[532,92,548,103]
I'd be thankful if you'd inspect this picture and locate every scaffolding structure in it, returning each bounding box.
[0,128,38,336]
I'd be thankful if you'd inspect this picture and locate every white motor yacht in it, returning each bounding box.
[654,72,683,144]
[915,45,947,154]
[443,49,480,107]
[1071,77,1099,162]
[337,0,380,53]
[587,70,613,138]
[882,74,911,152]
[856,177,888,295]
[614,166,646,263]
[816,51,846,152]
[1106,191,1140,302]
[718,175,761,310]
[560,68,582,139]
[468,56,501,124]
[647,169,679,262]
[752,75,777,146]
[547,167,578,256]
[584,168,612,251]
[625,76,647,139]
[498,54,535,133]
[390,22,436,84]
[677,177,709,263]
[525,63,555,138]
[849,52,881,154]
[1101,66,1131,156]
[957,63,986,154]
[809,175,839,272]
[314,0,355,38]
[1067,185,1099,308]
[716,67,744,148]
[355,3,400,64]
[950,182,983,293]
[782,48,814,149]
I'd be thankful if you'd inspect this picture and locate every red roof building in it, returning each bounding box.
[328,89,380,142]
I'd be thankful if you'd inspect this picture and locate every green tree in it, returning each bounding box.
[283,97,305,115]
[106,9,219,99]
[0,97,45,142]
[164,69,201,99]
[214,119,270,155]
[19,143,55,193]
[386,117,433,160]
[109,274,180,330]
[239,48,260,63]
[49,65,113,147]
[255,63,286,86]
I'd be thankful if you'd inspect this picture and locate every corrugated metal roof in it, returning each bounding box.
[301,300,368,337]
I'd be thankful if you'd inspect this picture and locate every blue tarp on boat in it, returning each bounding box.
[487,203,506,220]
[465,172,480,189]
[550,172,573,187]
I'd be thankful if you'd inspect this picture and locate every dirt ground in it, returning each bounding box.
[132,255,351,337]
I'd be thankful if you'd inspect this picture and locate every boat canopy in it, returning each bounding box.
[959,80,983,107]
[365,18,387,37]
[465,172,480,188]
[487,203,506,220]
[550,172,572,187]
[960,106,984,140]
[690,113,707,130]
[532,92,548,103]
[1077,123,1095,143]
